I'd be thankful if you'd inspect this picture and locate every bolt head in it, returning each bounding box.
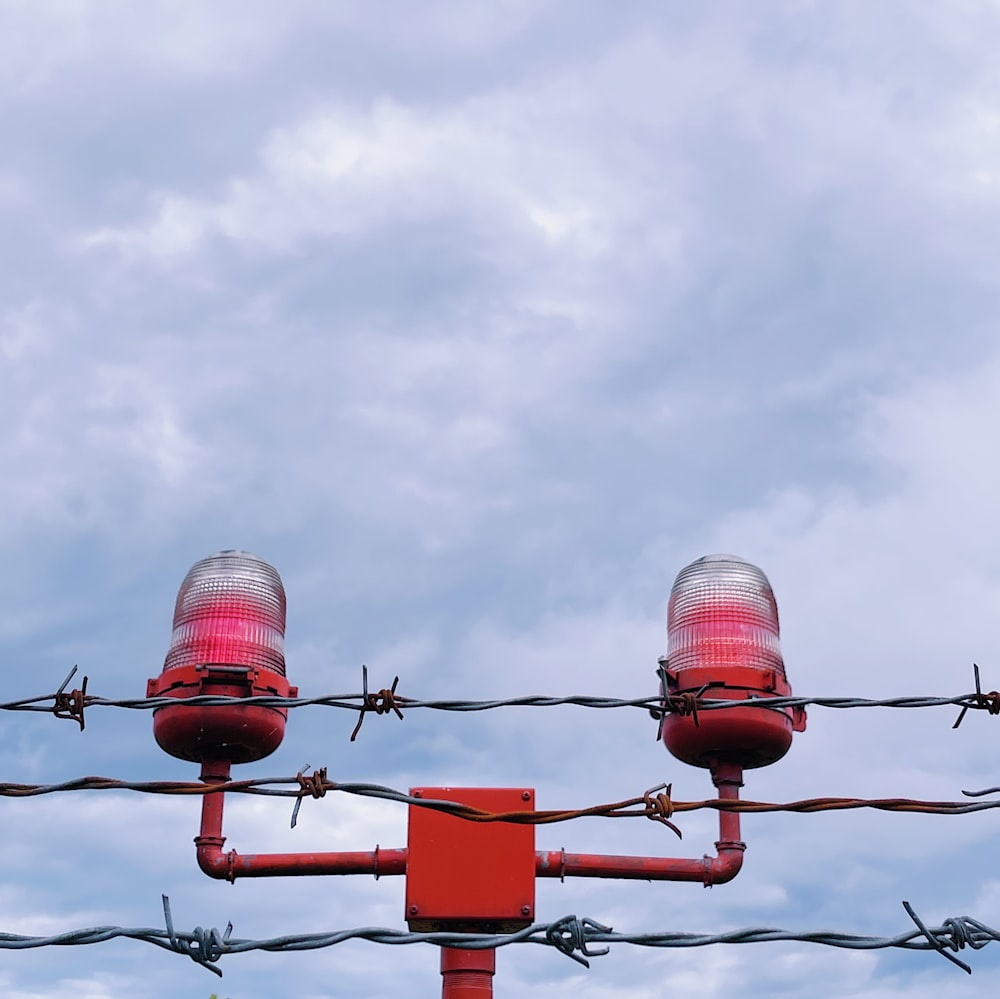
[521,905,531,916]
[521,790,531,801]
[409,905,419,915]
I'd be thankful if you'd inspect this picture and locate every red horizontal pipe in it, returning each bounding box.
[534,843,743,885]
[196,841,408,880]
[194,760,745,886]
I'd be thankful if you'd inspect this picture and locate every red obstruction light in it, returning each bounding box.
[660,554,805,769]
[148,550,297,765]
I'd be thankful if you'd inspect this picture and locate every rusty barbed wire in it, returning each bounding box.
[0,775,299,798]
[6,772,1000,830]
[3,898,995,975]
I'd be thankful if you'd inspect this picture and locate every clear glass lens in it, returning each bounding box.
[163,549,286,675]
[667,554,784,674]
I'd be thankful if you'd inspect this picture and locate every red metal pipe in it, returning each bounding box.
[535,762,745,885]
[441,948,495,998]
[194,761,744,886]
[194,761,407,881]
[197,841,409,881]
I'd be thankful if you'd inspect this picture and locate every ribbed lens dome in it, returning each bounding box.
[667,554,783,675]
[163,550,286,676]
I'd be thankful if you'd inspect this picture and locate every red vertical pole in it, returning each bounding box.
[440,947,496,998]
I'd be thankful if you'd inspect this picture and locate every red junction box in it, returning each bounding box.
[405,787,536,932]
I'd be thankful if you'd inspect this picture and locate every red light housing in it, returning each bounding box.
[660,554,805,769]
[148,550,298,764]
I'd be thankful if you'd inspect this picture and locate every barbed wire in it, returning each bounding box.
[4,897,994,975]
[7,664,1000,739]
[6,771,1000,833]
[61,691,1000,714]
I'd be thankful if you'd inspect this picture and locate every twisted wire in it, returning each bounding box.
[9,666,1000,729]
[5,773,1000,826]
[3,900,994,976]
[49,692,998,711]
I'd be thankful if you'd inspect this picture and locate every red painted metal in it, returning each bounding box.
[150,663,297,764]
[193,762,743,885]
[191,762,744,999]
[441,948,495,998]
[153,550,797,997]
[194,762,407,880]
[535,763,745,885]
[406,788,535,931]
[661,662,805,769]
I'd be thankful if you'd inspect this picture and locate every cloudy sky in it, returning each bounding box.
[3,1,1000,996]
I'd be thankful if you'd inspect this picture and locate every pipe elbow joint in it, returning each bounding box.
[704,841,746,886]
[194,835,230,880]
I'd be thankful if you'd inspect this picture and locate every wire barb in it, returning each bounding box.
[953,664,1000,729]
[642,783,682,838]
[668,690,706,727]
[161,895,229,977]
[350,665,405,742]
[52,669,88,731]
[902,901,972,973]
[290,765,329,829]
[55,665,78,697]
[544,915,614,967]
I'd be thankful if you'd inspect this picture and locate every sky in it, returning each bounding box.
[2,1,1000,996]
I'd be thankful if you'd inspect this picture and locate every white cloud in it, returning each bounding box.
[81,93,638,270]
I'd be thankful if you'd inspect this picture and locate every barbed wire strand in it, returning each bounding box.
[57,691,1000,712]
[6,772,1000,831]
[7,664,1000,725]
[4,899,994,976]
